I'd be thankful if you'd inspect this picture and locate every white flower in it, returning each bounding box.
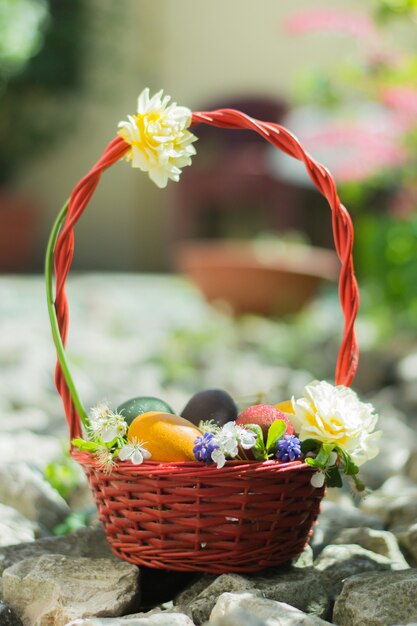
[209,422,257,468]
[238,426,257,450]
[216,422,240,457]
[211,447,227,469]
[94,446,116,473]
[89,403,127,443]
[118,88,197,188]
[118,438,151,465]
[291,380,381,467]
[311,470,326,488]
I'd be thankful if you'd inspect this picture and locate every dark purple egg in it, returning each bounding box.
[181,389,238,427]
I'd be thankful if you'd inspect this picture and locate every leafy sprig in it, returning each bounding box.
[245,419,287,461]
[302,439,364,491]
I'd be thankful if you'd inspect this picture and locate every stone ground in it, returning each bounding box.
[0,275,417,626]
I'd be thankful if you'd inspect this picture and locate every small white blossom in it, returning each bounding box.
[199,420,220,435]
[119,438,152,465]
[95,446,116,473]
[89,403,127,443]
[211,448,227,469]
[311,471,326,488]
[238,426,257,450]
[292,380,381,467]
[214,421,257,459]
[118,88,197,188]
[216,422,240,457]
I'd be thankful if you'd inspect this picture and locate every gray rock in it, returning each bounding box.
[65,614,195,625]
[175,573,255,625]
[314,544,393,599]
[0,525,115,575]
[0,431,62,470]
[357,408,416,489]
[0,408,50,434]
[0,602,24,626]
[333,569,417,626]
[208,592,331,625]
[397,351,417,383]
[393,523,417,565]
[248,567,329,619]
[404,447,417,483]
[332,527,409,569]
[0,503,39,546]
[360,475,417,524]
[387,496,417,529]
[311,501,384,555]
[176,567,329,622]
[292,545,314,568]
[0,463,70,532]
[2,554,139,626]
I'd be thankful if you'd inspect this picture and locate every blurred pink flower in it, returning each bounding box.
[381,85,417,118]
[285,9,379,40]
[302,123,407,182]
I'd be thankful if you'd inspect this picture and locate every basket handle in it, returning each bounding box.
[46,109,359,441]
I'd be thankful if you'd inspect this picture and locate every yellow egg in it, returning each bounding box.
[127,411,201,462]
[274,400,295,414]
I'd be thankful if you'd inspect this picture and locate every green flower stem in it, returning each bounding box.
[45,200,89,429]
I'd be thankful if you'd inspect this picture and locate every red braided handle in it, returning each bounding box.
[52,109,359,440]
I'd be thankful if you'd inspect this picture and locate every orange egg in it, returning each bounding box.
[127,411,201,462]
[274,400,295,414]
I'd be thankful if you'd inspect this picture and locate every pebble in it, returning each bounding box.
[2,554,139,626]
[0,463,70,533]
[0,602,24,626]
[0,503,39,547]
[314,544,394,600]
[310,501,384,555]
[0,525,116,576]
[208,592,331,626]
[333,569,417,626]
[332,527,409,570]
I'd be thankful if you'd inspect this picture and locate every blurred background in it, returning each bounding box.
[0,0,417,530]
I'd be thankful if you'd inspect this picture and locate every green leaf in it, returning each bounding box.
[245,424,267,460]
[309,443,335,468]
[317,443,335,466]
[301,439,320,454]
[266,420,286,452]
[335,446,359,476]
[305,457,322,468]
[71,438,98,453]
[326,465,343,488]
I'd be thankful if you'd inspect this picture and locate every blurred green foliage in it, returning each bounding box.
[291,3,417,334]
[356,213,417,329]
[0,0,85,182]
[44,450,81,501]
[53,511,89,536]
[376,0,417,20]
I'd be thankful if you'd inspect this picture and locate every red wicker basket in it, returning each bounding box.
[45,105,359,573]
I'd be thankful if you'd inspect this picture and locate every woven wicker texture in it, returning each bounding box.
[48,107,360,572]
[72,450,324,572]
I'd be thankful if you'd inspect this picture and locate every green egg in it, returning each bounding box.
[117,396,175,425]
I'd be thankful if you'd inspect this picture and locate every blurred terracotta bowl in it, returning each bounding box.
[175,240,339,316]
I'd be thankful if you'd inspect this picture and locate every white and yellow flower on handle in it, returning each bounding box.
[118,88,197,188]
[278,380,381,491]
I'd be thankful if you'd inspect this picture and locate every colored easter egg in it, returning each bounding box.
[181,389,238,427]
[236,404,295,440]
[275,400,294,414]
[117,396,174,426]
[127,411,201,462]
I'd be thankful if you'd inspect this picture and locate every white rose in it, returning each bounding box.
[118,88,197,188]
[291,380,381,466]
